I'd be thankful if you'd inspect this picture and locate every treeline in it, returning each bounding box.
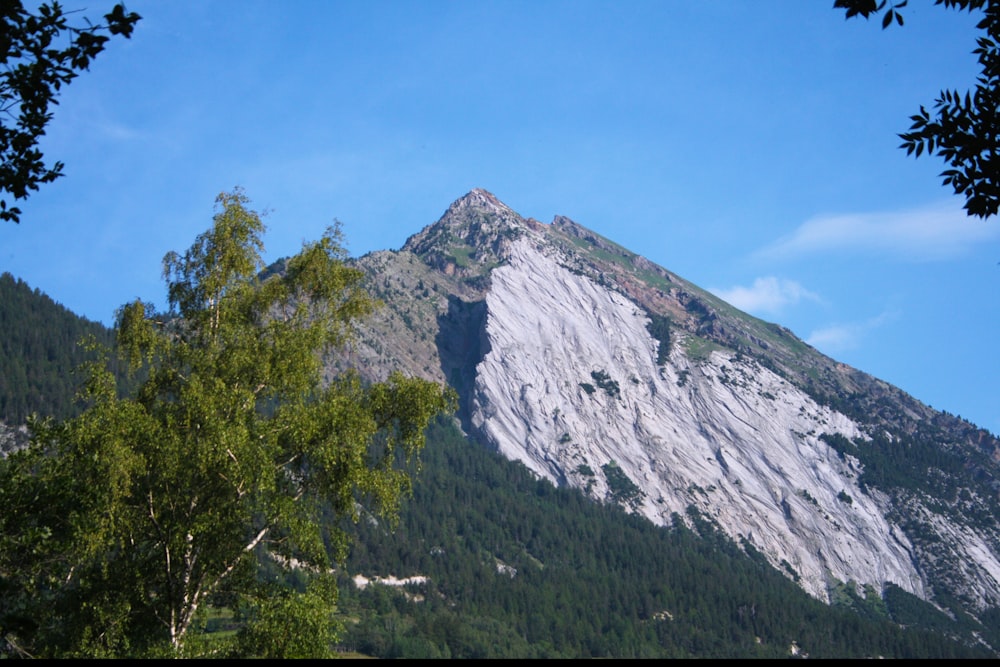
[0,272,124,424]
[335,416,995,659]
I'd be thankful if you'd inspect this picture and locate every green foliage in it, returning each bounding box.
[0,2,141,222]
[682,334,724,361]
[223,577,342,659]
[448,245,474,268]
[602,460,645,510]
[837,0,999,218]
[645,312,672,365]
[821,431,860,461]
[590,369,620,398]
[883,583,959,634]
[829,581,890,625]
[820,429,989,507]
[0,189,454,657]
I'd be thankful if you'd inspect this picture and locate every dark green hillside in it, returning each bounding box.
[336,417,995,659]
[0,272,121,424]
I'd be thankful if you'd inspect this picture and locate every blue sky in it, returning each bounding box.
[3,1,999,435]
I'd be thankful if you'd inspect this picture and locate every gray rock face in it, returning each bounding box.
[0,421,29,457]
[471,235,932,602]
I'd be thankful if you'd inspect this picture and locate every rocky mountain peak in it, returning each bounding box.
[444,188,515,219]
[401,190,540,279]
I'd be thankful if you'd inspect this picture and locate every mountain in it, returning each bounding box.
[4,196,1000,656]
[334,188,1000,626]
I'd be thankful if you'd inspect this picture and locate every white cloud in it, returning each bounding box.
[805,324,862,352]
[756,200,1000,262]
[710,276,820,315]
[805,311,898,353]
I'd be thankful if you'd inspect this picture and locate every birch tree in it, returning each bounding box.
[0,188,455,657]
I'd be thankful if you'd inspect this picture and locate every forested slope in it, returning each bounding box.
[0,272,118,424]
[335,417,997,659]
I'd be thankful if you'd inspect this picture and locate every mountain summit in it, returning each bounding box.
[401,188,542,278]
[339,190,1000,621]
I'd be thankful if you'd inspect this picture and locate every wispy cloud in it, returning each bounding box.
[710,276,820,315]
[805,310,898,353]
[95,119,142,142]
[755,201,1000,262]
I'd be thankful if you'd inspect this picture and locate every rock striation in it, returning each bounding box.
[473,233,923,602]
